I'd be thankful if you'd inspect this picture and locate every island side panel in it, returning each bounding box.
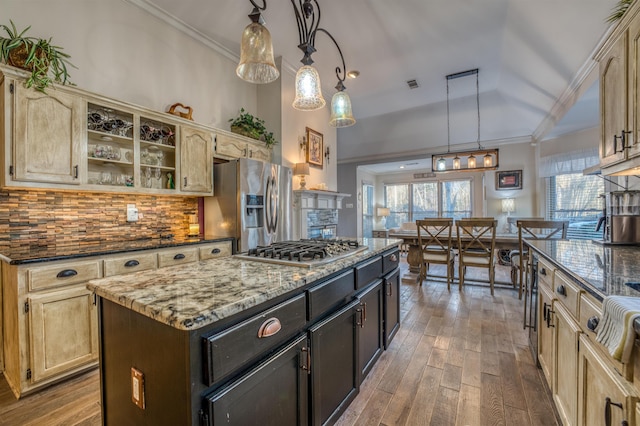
[99,299,194,425]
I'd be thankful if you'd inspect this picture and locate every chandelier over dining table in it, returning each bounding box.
[236,0,356,128]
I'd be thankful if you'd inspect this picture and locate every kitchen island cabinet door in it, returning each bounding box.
[11,82,83,185]
[309,299,359,426]
[180,125,213,194]
[28,285,98,382]
[578,335,637,426]
[383,268,400,349]
[553,302,582,426]
[207,334,309,426]
[357,280,383,384]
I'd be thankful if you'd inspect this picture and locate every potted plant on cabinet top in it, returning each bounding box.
[0,20,75,92]
[228,108,278,148]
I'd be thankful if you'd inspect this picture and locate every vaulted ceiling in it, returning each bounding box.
[136,0,617,162]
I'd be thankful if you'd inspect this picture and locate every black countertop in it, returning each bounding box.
[0,236,235,265]
[526,239,640,301]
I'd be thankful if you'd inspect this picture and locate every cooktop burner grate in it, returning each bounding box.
[237,239,365,267]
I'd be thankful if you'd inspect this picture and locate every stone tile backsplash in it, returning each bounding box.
[0,189,198,252]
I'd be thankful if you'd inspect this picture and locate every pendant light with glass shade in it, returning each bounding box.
[236,0,356,127]
[236,1,280,84]
[431,68,499,173]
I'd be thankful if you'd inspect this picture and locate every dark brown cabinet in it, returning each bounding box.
[309,299,360,426]
[206,334,309,425]
[357,279,384,384]
[384,268,400,348]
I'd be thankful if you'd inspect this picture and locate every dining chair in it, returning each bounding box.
[456,218,498,294]
[511,220,569,299]
[416,218,455,289]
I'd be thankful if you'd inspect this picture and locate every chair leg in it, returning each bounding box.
[518,266,524,299]
[490,266,495,296]
[417,262,424,286]
[458,263,464,291]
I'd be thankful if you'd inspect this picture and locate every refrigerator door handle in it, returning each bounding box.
[265,176,278,234]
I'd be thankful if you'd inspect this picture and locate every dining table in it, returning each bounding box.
[388,230,520,274]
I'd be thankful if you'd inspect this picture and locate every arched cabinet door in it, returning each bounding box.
[180,125,213,194]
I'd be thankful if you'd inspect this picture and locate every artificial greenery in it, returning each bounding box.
[228,108,278,148]
[607,0,634,23]
[0,20,75,92]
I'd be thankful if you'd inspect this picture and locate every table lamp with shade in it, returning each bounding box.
[293,162,310,189]
[377,207,391,229]
[502,198,515,216]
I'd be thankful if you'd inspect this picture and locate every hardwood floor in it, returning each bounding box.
[0,260,557,426]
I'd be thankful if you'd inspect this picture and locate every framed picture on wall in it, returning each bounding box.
[496,169,523,190]
[306,127,323,167]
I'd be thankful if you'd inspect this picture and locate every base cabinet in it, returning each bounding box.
[553,302,581,426]
[383,268,400,349]
[538,284,555,389]
[309,300,359,426]
[206,334,309,425]
[357,280,383,384]
[578,335,637,426]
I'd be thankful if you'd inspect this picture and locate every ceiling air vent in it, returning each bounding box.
[407,79,419,89]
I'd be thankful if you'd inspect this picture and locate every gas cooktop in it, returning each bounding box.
[234,239,367,268]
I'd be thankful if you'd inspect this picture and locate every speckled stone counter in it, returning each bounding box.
[0,236,233,265]
[526,239,640,300]
[87,238,402,331]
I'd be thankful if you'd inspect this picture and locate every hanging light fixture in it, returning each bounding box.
[237,0,356,126]
[431,68,498,173]
[236,2,280,84]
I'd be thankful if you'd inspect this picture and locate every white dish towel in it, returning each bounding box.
[595,295,640,363]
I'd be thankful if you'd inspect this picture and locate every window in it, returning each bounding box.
[362,183,374,237]
[385,179,472,225]
[547,173,604,239]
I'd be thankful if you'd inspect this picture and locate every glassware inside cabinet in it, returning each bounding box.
[140,116,176,191]
[87,103,135,188]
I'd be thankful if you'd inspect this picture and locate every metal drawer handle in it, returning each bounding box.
[587,316,600,332]
[56,269,78,278]
[173,253,186,260]
[540,267,547,276]
[257,317,281,338]
[556,285,566,297]
[390,254,398,262]
[546,308,555,328]
[387,282,393,297]
[605,397,625,426]
[124,260,140,268]
[211,248,221,254]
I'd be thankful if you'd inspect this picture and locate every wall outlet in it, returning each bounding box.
[131,367,145,409]
[346,203,354,209]
[127,204,138,222]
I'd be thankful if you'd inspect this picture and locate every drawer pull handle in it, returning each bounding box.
[173,253,186,260]
[556,285,566,297]
[124,260,140,268]
[211,248,221,254]
[257,318,281,338]
[390,254,398,262]
[56,269,78,278]
[605,397,624,426]
[540,267,547,276]
[587,316,600,332]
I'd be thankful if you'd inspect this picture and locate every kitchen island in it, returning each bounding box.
[87,238,402,425]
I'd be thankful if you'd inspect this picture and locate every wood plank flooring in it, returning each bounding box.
[0,259,558,426]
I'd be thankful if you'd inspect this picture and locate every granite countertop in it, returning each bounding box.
[87,238,402,331]
[526,239,640,300]
[0,236,234,265]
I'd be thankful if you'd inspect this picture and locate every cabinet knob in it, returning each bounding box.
[56,269,78,278]
[586,316,600,332]
[556,285,566,297]
[124,260,140,267]
[173,253,186,260]
[257,317,281,338]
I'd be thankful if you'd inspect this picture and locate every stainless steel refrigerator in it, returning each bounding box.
[204,158,292,253]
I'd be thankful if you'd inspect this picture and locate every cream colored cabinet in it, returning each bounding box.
[10,80,83,185]
[538,283,555,389]
[247,143,271,162]
[28,285,98,383]
[180,125,213,194]
[578,335,637,426]
[597,3,640,174]
[553,302,582,426]
[214,130,272,163]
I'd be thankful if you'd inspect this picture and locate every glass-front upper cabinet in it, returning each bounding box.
[139,115,176,192]
[87,103,135,188]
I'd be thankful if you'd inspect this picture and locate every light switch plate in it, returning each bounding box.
[127,205,138,222]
